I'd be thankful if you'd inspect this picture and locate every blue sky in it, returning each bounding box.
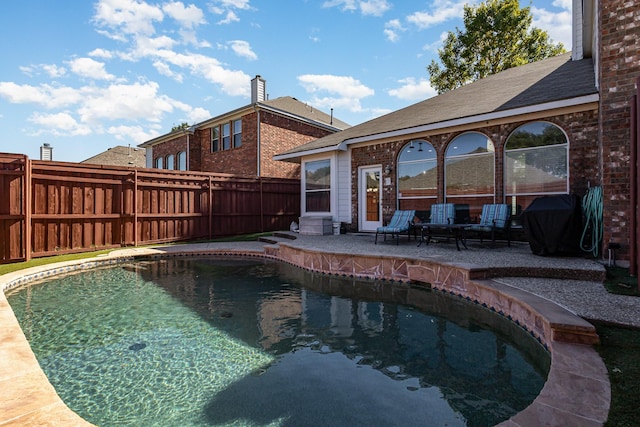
[0,0,572,163]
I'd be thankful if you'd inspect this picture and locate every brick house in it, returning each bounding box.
[274,0,640,266]
[139,76,350,178]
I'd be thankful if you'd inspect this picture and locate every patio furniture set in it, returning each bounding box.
[374,203,511,250]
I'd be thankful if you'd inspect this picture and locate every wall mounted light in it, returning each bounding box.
[385,164,393,175]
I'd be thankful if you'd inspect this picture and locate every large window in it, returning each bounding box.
[222,123,231,150]
[233,119,242,148]
[397,140,437,210]
[445,132,495,217]
[211,127,220,152]
[304,159,331,213]
[166,154,175,170]
[505,122,568,215]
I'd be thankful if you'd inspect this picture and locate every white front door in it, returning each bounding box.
[359,166,382,232]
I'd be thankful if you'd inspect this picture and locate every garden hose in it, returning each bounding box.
[580,185,603,258]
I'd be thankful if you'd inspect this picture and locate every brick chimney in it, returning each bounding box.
[251,75,266,103]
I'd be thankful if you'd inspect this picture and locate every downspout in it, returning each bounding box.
[631,94,636,275]
[255,106,261,177]
[631,93,636,276]
[186,132,190,171]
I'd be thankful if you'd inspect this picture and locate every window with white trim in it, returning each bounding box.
[178,151,186,170]
[397,140,437,210]
[233,119,242,148]
[505,122,568,215]
[304,159,331,213]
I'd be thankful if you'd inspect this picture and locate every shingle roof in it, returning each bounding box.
[81,145,146,167]
[139,96,350,148]
[275,53,597,158]
[259,96,351,130]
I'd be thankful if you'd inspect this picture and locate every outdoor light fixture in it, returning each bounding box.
[385,165,393,175]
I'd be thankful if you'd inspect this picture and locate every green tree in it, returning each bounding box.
[171,122,190,132]
[427,0,565,94]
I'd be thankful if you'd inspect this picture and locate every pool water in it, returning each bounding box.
[7,258,550,427]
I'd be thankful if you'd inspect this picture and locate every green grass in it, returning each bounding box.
[594,321,640,426]
[0,249,115,276]
[604,266,639,296]
[0,233,273,276]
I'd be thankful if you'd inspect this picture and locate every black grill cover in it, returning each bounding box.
[522,194,583,256]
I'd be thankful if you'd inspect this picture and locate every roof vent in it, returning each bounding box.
[251,75,266,103]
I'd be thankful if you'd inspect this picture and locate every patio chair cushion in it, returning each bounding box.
[468,204,511,242]
[376,210,416,233]
[473,204,510,229]
[429,203,456,225]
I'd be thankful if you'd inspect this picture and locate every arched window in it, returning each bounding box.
[505,122,568,215]
[177,151,187,171]
[444,132,495,218]
[397,140,437,210]
[155,156,164,169]
[166,154,175,170]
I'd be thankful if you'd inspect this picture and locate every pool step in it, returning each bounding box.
[258,231,297,245]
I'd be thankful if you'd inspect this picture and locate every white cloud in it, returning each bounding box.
[384,19,404,42]
[322,0,357,12]
[360,0,391,16]
[0,82,83,109]
[42,64,66,78]
[162,2,205,29]
[227,40,257,60]
[28,112,92,136]
[88,48,114,59]
[388,77,437,101]
[407,0,468,30]
[67,57,116,81]
[298,74,375,113]
[152,61,183,82]
[217,10,240,24]
[322,0,390,16]
[77,81,175,124]
[107,124,158,143]
[531,5,572,47]
[93,0,164,38]
[213,0,251,10]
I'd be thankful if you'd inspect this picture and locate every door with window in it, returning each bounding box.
[359,166,382,231]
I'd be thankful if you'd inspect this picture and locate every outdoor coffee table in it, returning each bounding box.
[418,223,469,251]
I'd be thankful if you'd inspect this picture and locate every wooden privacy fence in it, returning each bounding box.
[0,153,300,264]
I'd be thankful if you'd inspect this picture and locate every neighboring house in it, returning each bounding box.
[274,0,639,263]
[138,76,350,179]
[81,145,146,167]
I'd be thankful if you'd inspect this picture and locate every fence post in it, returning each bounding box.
[208,175,213,240]
[134,169,138,247]
[24,156,32,262]
[260,178,264,232]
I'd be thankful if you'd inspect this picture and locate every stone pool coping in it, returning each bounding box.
[0,242,610,426]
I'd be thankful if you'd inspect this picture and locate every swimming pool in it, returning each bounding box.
[7,257,550,426]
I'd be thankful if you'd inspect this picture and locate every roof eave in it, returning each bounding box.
[273,93,599,161]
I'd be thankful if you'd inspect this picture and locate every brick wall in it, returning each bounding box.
[199,116,258,176]
[258,111,333,178]
[350,112,599,228]
[187,110,335,178]
[599,0,640,259]
[150,135,187,170]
